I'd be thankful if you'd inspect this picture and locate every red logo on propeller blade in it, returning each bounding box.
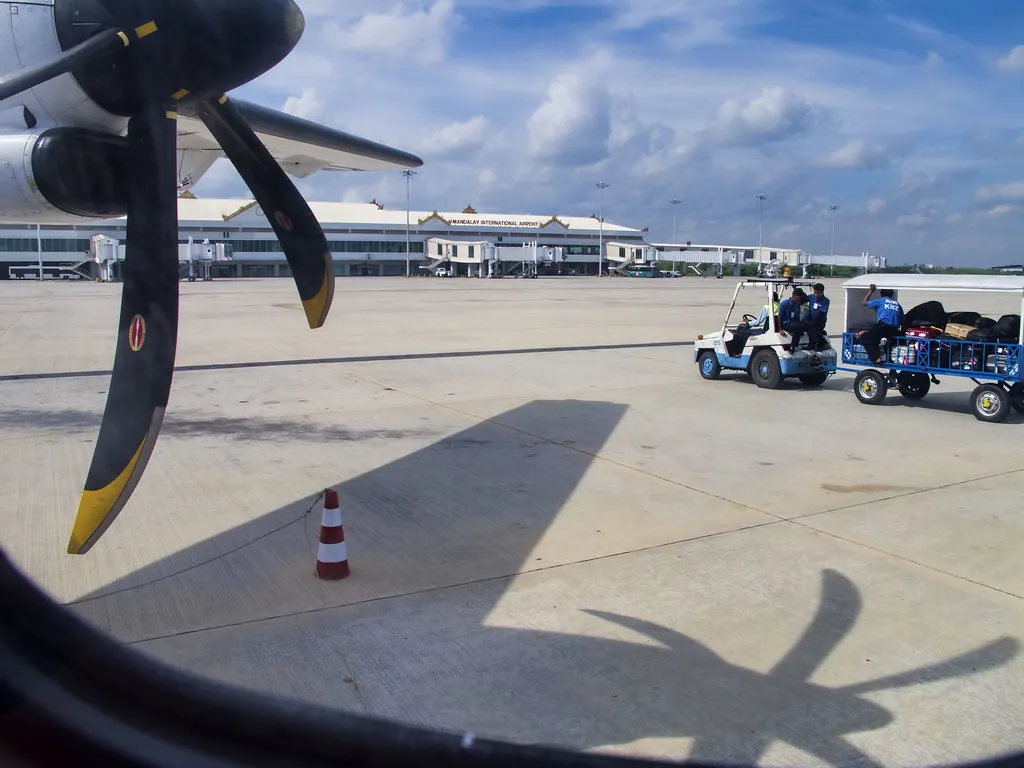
[128,315,147,352]
[275,211,293,232]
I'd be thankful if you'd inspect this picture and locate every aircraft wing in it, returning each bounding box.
[175,98,423,181]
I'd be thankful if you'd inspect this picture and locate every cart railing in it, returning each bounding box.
[841,332,1023,382]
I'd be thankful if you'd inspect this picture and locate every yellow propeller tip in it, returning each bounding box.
[300,267,334,329]
[304,312,328,330]
[68,440,148,556]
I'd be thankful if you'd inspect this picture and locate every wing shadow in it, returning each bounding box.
[70,399,629,644]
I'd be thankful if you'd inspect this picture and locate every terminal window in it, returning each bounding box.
[0,238,91,253]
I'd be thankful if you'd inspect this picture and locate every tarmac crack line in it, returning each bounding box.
[113,507,1021,647]
[92,468,1024,644]
[774,467,1024,602]
[347,372,776,519]
[0,340,696,383]
[68,381,769,610]
[362,384,1024,604]
[65,492,327,607]
[72,397,1024,626]
[782,520,1024,602]
[0,313,23,343]
[123,518,784,646]
[789,466,1024,521]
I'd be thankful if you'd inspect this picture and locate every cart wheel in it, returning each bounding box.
[1010,383,1024,415]
[971,384,1010,423]
[854,369,887,405]
[751,349,782,389]
[697,351,721,380]
[798,372,829,387]
[897,371,930,400]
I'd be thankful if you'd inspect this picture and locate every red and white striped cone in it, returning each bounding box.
[316,488,350,580]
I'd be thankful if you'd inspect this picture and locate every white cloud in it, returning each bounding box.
[325,0,459,64]
[985,204,1020,218]
[340,186,369,204]
[823,138,895,170]
[282,87,324,121]
[866,198,887,215]
[478,168,497,188]
[195,3,1024,266]
[772,223,801,239]
[897,213,930,228]
[526,69,612,167]
[945,212,963,224]
[421,115,490,160]
[700,86,821,147]
[612,0,765,48]
[976,181,1024,202]
[885,14,946,41]
[997,45,1024,71]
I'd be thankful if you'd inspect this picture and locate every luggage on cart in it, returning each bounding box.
[945,323,976,340]
[990,314,1021,343]
[986,348,1011,374]
[903,301,947,333]
[889,342,917,365]
[906,325,945,366]
[839,274,1024,424]
[948,311,982,326]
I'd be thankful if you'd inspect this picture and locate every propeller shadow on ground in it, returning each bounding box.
[66,399,1020,767]
[213,565,1013,767]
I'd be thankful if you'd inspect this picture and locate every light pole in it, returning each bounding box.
[596,182,610,276]
[402,169,418,276]
[670,198,681,243]
[756,193,767,263]
[829,203,839,277]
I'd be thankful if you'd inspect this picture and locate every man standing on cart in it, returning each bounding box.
[858,284,904,364]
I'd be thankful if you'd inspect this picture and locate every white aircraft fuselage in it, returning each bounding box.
[0,0,421,226]
[0,1,133,223]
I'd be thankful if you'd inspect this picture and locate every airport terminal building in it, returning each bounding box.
[0,196,879,281]
[0,197,651,281]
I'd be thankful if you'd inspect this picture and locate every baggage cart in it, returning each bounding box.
[829,275,1024,423]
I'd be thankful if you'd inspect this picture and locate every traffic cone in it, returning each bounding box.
[316,488,350,580]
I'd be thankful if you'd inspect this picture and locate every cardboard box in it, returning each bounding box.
[945,323,975,340]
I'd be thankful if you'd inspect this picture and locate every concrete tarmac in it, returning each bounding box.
[1,276,1023,767]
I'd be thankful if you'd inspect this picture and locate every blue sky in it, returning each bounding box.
[194,0,1024,265]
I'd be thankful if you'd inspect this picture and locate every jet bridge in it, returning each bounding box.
[85,236,233,282]
[180,238,233,282]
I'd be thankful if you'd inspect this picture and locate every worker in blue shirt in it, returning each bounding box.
[805,283,831,351]
[778,288,806,324]
[779,287,812,352]
[858,284,905,364]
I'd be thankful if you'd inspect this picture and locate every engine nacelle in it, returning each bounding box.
[0,130,128,223]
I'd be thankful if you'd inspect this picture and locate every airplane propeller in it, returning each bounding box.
[0,0,335,554]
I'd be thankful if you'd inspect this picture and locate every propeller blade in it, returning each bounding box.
[194,95,334,329]
[67,103,180,555]
[0,28,127,105]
